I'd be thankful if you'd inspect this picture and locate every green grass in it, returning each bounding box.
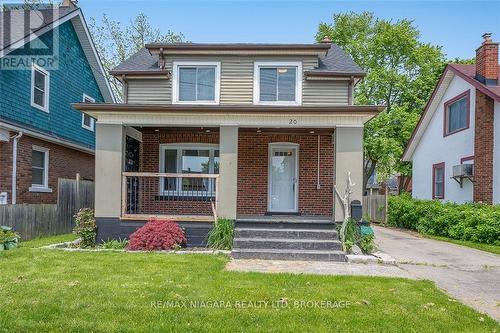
[0,236,498,332]
[20,233,79,248]
[423,234,500,256]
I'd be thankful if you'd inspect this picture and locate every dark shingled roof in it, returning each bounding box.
[0,6,78,51]
[111,43,365,77]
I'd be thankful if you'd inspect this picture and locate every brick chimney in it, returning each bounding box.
[475,33,498,86]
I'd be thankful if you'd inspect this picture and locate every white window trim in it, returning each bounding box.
[29,145,52,192]
[253,61,302,106]
[159,143,219,196]
[81,94,95,131]
[30,64,50,112]
[172,61,221,105]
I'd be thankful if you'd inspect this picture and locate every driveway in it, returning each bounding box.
[374,225,500,321]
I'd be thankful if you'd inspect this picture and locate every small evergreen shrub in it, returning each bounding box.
[207,218,234,250]
[73,208,97,248]
[388,194,500,245]
[127,218,186,251]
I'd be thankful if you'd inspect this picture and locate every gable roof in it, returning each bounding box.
[0,7,114,102]
[110,43,366,78]
[402,63,500,161]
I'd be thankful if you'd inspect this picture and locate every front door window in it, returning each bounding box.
[269,145,298,212]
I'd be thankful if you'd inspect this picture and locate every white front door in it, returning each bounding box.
[268,144,298,212]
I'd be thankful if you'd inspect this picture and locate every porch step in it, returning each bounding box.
[233,238,342,251]
[231,218,345,262]
[235,228,337,240]
[231,249,346,262]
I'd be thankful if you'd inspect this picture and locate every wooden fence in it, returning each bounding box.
[0,177,94,240]
[362,193,387,223]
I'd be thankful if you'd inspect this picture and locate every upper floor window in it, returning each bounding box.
[31,64,50,112]
[172,62,220,104]
[254,62,302,105]
[432,162,445,199]
[444,90,470,136]
[81,94,95,131]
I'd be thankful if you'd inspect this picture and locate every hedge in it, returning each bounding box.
[388,194,500,245]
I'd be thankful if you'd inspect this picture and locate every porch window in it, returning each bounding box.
[254,61,302,105]
[160,144,219,196]
[31,64,49,112]
[432,162,445,199]
[444,90,469,136]
[172,62,220,104]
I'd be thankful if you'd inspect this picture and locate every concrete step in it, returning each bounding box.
[235,220,336,230]
[234,228,338,240]
[231,248,347,262]
[233,238,342,251]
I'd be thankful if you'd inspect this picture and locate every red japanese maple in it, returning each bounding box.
[127,218,186,251]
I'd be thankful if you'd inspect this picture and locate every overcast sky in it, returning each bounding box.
[79,0,500,59]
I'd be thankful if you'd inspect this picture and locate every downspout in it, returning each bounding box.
[11,131,23,204]
[331,130,336,222]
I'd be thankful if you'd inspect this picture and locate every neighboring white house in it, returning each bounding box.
[403,33,500,204]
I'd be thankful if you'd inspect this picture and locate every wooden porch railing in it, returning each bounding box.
[121,172,220,222]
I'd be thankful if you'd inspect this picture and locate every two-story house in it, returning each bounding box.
[74,40,383,255]
[0,2,113,204]
[403,33,500,204]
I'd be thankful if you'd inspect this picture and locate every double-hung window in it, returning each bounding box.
[31,64,50,112]
[160,144,219,197]
[173,62,220,104]
[444,90,470,136]
[82,94,96,131]
[432,162,445,199]
[254,61,302,105]
[30,146,51,192]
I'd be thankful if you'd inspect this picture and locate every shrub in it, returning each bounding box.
[73,208,96,248]
[388,195,500,245]
[207,218,234,250]
[0,226,20,251]
[100,238,128,250]
[359,234,375,254]
[127,218,186,251]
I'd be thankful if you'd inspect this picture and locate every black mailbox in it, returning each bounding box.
[350,200,362,222]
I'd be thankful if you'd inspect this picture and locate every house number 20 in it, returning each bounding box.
[289,119,298,125]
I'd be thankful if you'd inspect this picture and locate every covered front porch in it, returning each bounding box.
[119,126,344,222]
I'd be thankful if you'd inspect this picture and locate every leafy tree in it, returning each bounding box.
[316,12,445,190]
[89,13,185,100]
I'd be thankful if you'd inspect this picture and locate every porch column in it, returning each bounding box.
[334,127,363,222]
[218,125,238,219]
[95,123,124,218]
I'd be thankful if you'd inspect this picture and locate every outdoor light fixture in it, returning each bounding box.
[205,129,211,133]
[309,130,315,134]
[277,68,288,74]
[257,129,262,133]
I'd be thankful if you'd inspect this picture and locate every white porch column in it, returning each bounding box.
[334,127,364,222]
[95,123,124,218]
[218,125,238,219]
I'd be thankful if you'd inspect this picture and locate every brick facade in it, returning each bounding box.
[473,90,495,203]
[0,132,94,204]
[138,128,334,216]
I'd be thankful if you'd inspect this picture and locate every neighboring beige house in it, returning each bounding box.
[74,41,383,249]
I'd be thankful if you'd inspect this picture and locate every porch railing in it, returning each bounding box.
[121,172,219,221]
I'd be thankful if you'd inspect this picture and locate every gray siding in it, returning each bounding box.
[126,55,349,105]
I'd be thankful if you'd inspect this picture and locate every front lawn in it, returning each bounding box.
[0,235,497,332]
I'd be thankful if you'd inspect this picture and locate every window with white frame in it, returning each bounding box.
[254,62,302,105]
[172,62,220,104]
[159,144,219,196]
[31,64,50,112]
[81,94,95,131]
[30,146,49,191]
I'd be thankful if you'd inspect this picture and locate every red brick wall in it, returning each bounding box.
[138,129,334,217]
[0,133,94,204]
[139,128,219,215]
[473,90,495,203]
[237,132,334,216]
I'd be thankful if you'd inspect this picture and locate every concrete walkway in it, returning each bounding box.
[374,225,500,321]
